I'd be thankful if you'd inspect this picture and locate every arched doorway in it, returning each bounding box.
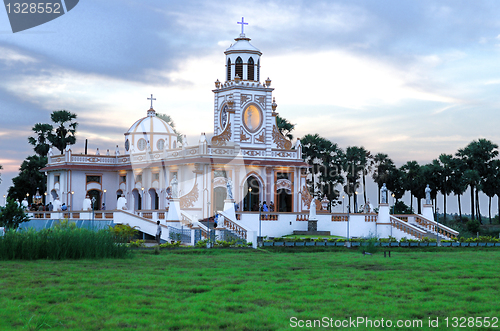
[243,176,261,211]
[149,188,159,210]
[277,188,292,212]
[213,187,227,214]
[132,189,141,211]
[87,189,101,210]
[51,189,58,202]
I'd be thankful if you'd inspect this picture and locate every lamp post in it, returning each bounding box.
[103,189,106,210]
[342,195,345,213]
[259,202,262,238]
[91,196,96,228]
[141,187,144,212]
[347,204,350,247]
[70,191,74,211]
[44,192,47,205]
[436,207,439,245]
[248,187,252,211]
[207,201,211,247]
[392,193,395,215]
[3,195,6,207]
[354,191,358,213]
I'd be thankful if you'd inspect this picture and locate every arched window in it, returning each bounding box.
[257,59,260,82]
[235,57,243,80]
[247,57,254,81]
[227,58,231,81]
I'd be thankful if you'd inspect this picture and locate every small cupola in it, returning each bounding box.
[224,18,262,82]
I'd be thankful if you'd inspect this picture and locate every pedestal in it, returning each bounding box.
[307,219,318,232]
[377,203,391,238]
[223,199,236,221]
[421,204,434,221]
[167,198,181,221]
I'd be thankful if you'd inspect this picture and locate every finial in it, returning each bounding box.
[215,79,221,89]
[272,97,277,111]
[265,77,271,87]
[235,74,241,83]
[147,94,156,109]
[237,17,248,35]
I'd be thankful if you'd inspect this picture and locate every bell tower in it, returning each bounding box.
[211,19,292,156]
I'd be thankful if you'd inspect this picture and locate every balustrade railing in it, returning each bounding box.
[220,214,247,240]
[414,216,458,239]
[390,216,426,239]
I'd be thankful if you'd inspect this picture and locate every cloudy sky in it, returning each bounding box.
[1,0,500,214]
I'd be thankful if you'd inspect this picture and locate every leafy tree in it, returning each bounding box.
[436,154,454,220]
[482,160,500,224]
[8,155,47,203]
[457,139,499,222]
[449,157,468,219]
[343,146,371,212]
[0,198,30,229]
[276,115,295,140]
[157,113,183,142]
[386,167,405,203]
[401,161,422,213]
[47,110,78,154]
[390,201,413,214]
[372,153,395,204]
[317,142,345,211]
[28,123,53,157]
[0,164,2,184]
[301,134,334,195]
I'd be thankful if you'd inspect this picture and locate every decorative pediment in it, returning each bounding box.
[241,94,252,105]
[255,130,265,143]
[211,123,232,146]
[272,125,292,150]
[180,183,199,208]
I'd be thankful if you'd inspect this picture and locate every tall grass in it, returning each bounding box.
[0,227,129,260]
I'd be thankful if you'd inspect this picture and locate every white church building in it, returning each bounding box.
[36,25,458,246]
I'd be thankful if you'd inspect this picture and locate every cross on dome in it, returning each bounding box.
[147,94,156,109]
[237,17,248,35]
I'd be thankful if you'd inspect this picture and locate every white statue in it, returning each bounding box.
[115,145,120,156]
[96,148,100,155]
[21,198,29,210]
[309,197,317,219]
[53,197,62,211]
[226,178,233,199]
[15,199,20,207]
[170,175,178,199]
[106,149,110,156]
[117,194,127,210]
[425,184,431,204]
[83,195,92,211]
[364,199,371,213]
[381,183,388,204]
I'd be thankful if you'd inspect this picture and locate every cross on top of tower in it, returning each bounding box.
[237,17,248,35]
[147,94,156,109]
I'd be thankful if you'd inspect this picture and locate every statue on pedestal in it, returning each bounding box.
[309,197,317,219]
[170,175,178,199]
[381,183,388,204]
[117,194,127,210]
[425,184,431,204]
[83,195,92,211]
[226,178,233,200]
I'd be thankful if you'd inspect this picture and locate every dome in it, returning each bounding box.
[124,108,179,154]
[225,34,261,55]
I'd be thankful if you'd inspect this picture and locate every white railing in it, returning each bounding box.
[390,216,427,239]
[412,215,459,239]
[219,211,247,240]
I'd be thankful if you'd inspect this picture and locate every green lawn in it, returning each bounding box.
[1,249,500,330]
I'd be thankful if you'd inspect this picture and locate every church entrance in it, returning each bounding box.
[243,176,260,211]
[213,187,227,214]
[149,189,159,210]
[277,188,292,212]
[132,189,141,210]
[87,189,101,210]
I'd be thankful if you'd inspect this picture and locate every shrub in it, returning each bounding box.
[161,241,181,248]
[466,220,480,234]
[127,239,145,248]
[0,227,129,260]
[314,238,325,242]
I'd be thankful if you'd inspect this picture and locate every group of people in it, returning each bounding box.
[251,201,275,212]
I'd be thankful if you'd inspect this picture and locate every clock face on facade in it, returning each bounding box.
[220,105,228,129]
[243,104,262,133]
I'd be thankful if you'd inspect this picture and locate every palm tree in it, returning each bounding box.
[47,110,78,154]
[301,134,334,196]
[0,164,3,184]
[450,157,467,220]
[482,160,500,224]
[344,146,371,212]
[372,153,395,204]
[276,115,295,141]
[28,123,53,157]
[437,154,454,221]
[401,161,422,213]
[457,139,499,222]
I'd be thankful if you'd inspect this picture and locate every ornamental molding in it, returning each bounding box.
[211,122,232,146]
[272,125,292,150]
[240,131,251,142]
[213,176,228,188]
[255,95,266,108]
[255,130,266,143]
[276,179,292,193]
[180,183,199,208]
[240,94,252,105]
